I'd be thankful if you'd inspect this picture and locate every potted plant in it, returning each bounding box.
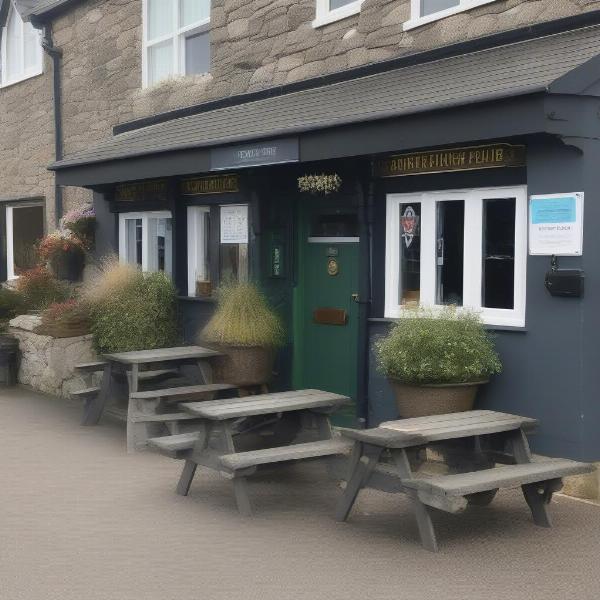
[376,307,502,418]
[61,206,96,249]
[36,299,91,338]
[199,282,284,387]
[38,232,85,282]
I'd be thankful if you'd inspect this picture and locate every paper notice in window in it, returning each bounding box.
[529,193,584,256]
[220,205,248,244]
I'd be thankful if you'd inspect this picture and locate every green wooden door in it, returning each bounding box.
[293,204,360,427]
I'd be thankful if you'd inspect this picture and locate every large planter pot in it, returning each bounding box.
[211,345,275,387]
[389,379,486,418]
[49,250,85,282]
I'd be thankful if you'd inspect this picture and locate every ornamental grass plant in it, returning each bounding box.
[200,282,284,348]
[85,259,180,353]
[376,307,502,385]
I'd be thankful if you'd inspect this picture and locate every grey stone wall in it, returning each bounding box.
[6,0,600,223]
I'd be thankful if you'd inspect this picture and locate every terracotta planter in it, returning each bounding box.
[388,379,487,418]
[211,345,275,387]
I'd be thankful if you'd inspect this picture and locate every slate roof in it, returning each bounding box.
[18,0,81,20]
[50,24,600,171]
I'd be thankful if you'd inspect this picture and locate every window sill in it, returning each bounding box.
[312,1,363,28]
[0,67,44,90]
[371,317,526,332]
[403,0,496,31]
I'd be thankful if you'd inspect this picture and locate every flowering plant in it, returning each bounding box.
[37,231,85,262]
[15,267,71,310]
[39,299,91,337]
[298,173,342,195]
[61,206,96,247]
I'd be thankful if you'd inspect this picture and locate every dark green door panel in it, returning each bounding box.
[294,202,360,427]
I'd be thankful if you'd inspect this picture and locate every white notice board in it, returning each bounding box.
[220,205,248,244]
[529,192,584,256]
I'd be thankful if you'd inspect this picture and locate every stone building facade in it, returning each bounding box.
[2,0,600,231]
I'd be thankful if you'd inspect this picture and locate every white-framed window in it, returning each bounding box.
[385,186,527,327]
[313,0,364,28]
[142,0,211,87]
[5,203,45,280]
[119,211,173,276]
[0,1,43,88]
[403,0,496,31]
[187,205,211,297]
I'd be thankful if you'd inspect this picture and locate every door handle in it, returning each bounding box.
[351,293,359,303]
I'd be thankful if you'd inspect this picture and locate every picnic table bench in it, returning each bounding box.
[335,410,595,552]
[149,389,352,516]
[73,346,236,452]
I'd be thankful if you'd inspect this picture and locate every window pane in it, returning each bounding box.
[399,203,421,305]
[421,0,459,16]
[436,200,464,306]
[482,198,515,310]
[148,0,174,40]
[180,0,210,26]
[12,206,44,274]
[148,40,174,85]
[329,0,355,9]
[148,217,173,276]
[190,209,211,296]
[220,244,248,284]
[311,213,358,238]
[126,219,143,268]
[6,8,22,81]
[23,22,39,72]
[185,30,210,75]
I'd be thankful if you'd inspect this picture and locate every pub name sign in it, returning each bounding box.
[181,174,239,195]
[115,179,168,202]
[376,144,526,177]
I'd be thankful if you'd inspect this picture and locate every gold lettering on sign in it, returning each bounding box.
[180,174,239,196]
[115,180,168,202]
[375,144,526,177]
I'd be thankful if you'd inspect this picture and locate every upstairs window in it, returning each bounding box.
[313,0,364,28]
[143,0,211,87]
[0,2,43,87]
[404,0,496,31]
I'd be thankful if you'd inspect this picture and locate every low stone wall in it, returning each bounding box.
[9,315,98,399]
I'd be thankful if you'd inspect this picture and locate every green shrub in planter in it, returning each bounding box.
[90,270,180,353]
[376,307,502,385]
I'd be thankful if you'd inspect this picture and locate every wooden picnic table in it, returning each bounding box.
[79,346,226,451]
[149,389,353,516]
[335,410,595,552]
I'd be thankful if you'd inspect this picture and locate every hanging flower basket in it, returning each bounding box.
[298,173,342,195]
[61,206,96,249]
[38,232,86,282]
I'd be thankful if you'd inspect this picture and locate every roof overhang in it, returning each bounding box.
[51,24,600,188]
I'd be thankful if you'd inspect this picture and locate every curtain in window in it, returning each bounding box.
[181,0,210,26]
[23,22,39,71]
[148,0,174,39]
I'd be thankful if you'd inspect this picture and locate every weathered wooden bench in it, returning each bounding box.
[149,389,351,515]
[127,383,238,451]
[335,411,595,552]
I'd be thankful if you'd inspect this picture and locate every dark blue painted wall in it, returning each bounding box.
[366,138,600,461]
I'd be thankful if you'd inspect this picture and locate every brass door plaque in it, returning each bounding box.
[313,308,347,326]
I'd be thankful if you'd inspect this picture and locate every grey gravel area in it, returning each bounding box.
[1,386,599,600]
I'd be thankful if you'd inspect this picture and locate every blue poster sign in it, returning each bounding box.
[531,197,576,225]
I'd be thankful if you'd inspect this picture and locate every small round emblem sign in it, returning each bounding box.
[327,258,339,276]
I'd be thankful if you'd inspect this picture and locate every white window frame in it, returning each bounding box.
[385,186,527,328]
[6,202,45,280]
[403,0,496,31]
[0,1,43,88]
[142,0,211,88]
[118,211,173,273]
[187,205,210,297]
[313,0,364,28]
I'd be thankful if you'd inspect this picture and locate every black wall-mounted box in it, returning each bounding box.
[545,269,585,298]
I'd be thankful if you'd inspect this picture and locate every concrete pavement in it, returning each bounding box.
[0,386,599,600]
